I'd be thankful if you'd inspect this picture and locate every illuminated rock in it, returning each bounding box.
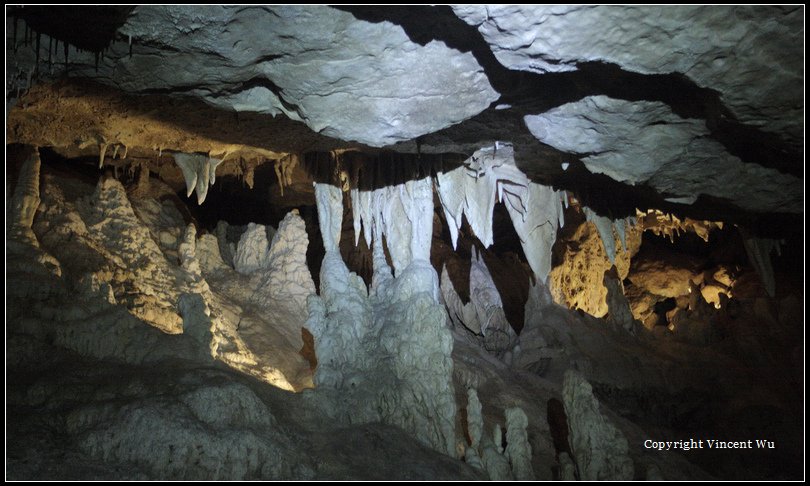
[233,223,271,275]
[308,180,456,456]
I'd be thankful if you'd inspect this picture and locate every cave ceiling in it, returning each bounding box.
[5,5,804,231]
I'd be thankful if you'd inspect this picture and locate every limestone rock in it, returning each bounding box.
[469,248,517,356]
[253,210,316,310]
[558,452,577,480]
[436,144,562,282]
[504,407,534,480]
[563,370,634,480]
[173,152,223,205]
[178,223,202,278]
[196,234,230,273]
[75,177,185,333]
[115,6,497,146]
[629,255,700,299]
[314,183,343,253]
[549,210,642,318]
[466,388,483,448]
[233,223,270,275]
[440,249,517,358]
[455,5,802,148]
[479,434,514,481]
[65,376,299,480]
[214,220,237,267]
[177,292,214,353]
[10,146,41,241]
[308,179,456,457]
[604,269,638,334]
[525,96,802,213]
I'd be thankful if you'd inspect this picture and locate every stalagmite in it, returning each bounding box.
[178,223,201,277]
[603,268,638,334]
[469,248,517,356]
[254,210,316,309]
[233,223,270,275]
[559,452,578,480]
[493,424,504,454]
[441,265,478,333]
[10,146,41,240]
[215,220,236,267]
[505,407,535,480]
[440,250,516,358]
[464,446,484,470]
[480,426,513,480]
[308,176,456,457]
[480,441,514,480]
[563,369,634,480]
[467,388,483,448]
[196,234,230,273]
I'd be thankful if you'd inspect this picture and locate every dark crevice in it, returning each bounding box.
[302,151,468,190]
[9,6,134,54]
[553,159,803,240]
[709,119,803,178]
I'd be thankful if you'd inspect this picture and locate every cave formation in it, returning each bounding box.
[5,5,805,481]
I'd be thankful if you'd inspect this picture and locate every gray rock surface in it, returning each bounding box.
[453,5,803,147]
[525,96,802,213]
[112,6,497,147]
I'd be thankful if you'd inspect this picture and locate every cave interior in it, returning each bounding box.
[4,5,805,481]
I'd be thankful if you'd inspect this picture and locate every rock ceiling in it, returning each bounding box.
[6,5,804,226]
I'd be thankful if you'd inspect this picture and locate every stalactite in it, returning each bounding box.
[98,143,108,169]
[583,207,619,265]
[173,153,222,205]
